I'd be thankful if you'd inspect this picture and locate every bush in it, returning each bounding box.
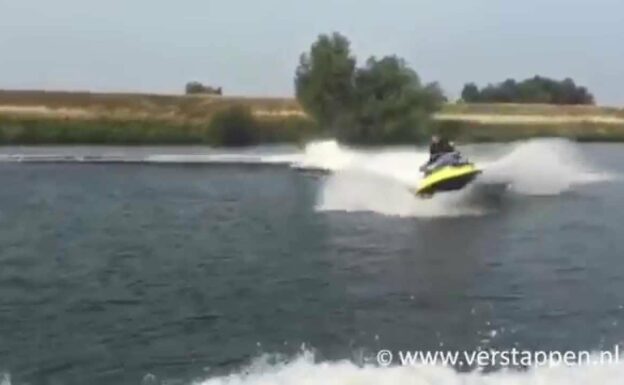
[255,116,319,145]
[208,106,259,146]
[185,82,223,95]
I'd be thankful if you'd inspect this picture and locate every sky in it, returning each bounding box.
[1,0,623,104]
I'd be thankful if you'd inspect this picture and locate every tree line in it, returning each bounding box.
[294,33,597,144]
[461,76,594,105]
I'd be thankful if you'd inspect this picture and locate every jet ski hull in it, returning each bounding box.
[414,164,481,196]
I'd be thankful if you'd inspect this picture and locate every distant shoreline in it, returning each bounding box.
[1,90,623,145]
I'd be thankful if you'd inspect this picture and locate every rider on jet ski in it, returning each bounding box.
[420,135,457,174]
[428,135,455,163]
[415,136,480,196]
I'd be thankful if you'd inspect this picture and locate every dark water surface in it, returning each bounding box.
[1,144,624,384]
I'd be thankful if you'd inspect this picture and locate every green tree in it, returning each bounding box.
[461,83,480,102]
[295,32,356,130]
[346,56,443,143]
[295,33,445,144]
[423,81,447,109]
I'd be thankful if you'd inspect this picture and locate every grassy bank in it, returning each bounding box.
[432,120,624,143]
[1,90,623,145]
[433,103,624,143]
[0,114,318,145]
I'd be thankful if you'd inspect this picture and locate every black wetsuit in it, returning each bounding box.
[429,139,455,163]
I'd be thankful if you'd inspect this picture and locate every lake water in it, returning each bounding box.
[0,139,623,384]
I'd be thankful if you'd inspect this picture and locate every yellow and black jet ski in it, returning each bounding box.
[413,154,481,197]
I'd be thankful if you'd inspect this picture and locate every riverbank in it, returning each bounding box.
[1,90,623,144]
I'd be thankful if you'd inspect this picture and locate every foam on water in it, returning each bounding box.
[290,140,358,171]
[480,139,612,195]
[299,139,613,217]
[196,351,624,385]
[315,169,486,217]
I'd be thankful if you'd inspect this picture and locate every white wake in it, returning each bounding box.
[293,139,613,217]
[196,351,624,385]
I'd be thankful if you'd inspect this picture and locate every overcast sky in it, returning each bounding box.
[1,0,622,104]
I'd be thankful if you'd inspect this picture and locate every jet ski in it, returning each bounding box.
[413,152,481,197]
